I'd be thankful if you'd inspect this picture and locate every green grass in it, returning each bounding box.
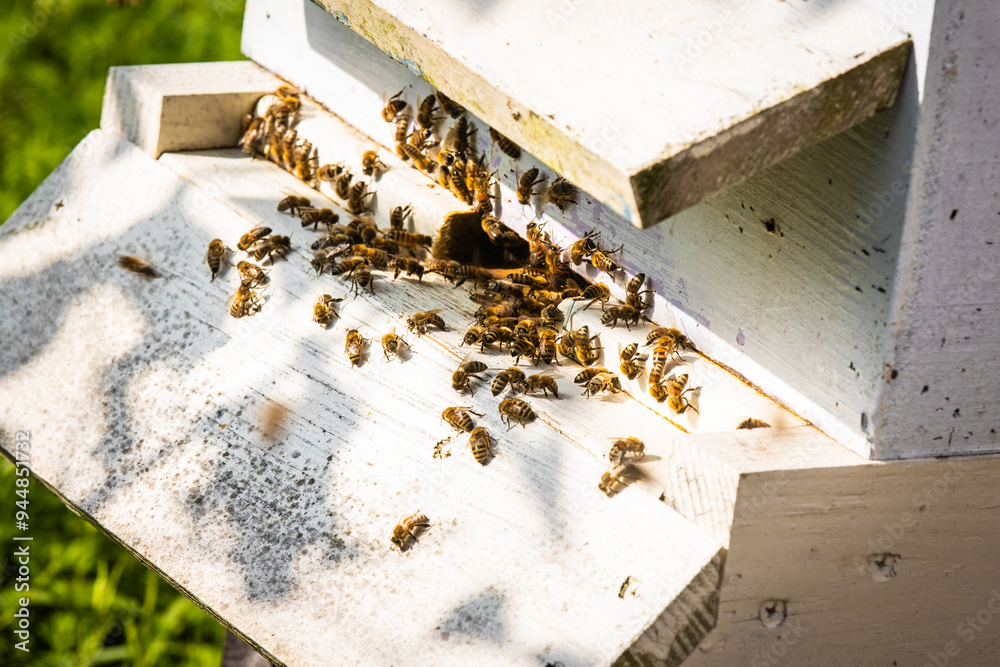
[1,0,246,663]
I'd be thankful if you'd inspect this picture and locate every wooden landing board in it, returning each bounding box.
[300,0,910,227]
[0,129,725,666]
[685,455,1000,666]
[243,2,912,458]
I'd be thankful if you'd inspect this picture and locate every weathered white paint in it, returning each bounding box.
[101,61,280,157]
[875,1,1000,459]
[0,129,730,667]
[305,0,910,227]
[242,2,919,459]
[684,456,1000,667]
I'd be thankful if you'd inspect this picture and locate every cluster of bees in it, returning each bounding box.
[216,84,776,551]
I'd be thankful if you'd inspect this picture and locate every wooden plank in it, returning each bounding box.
[301,0,910,228]
[242,5,911,458]
[683,455,1000,666]
[874,1,1000,459]
[0,128,725,666]
[100,61,282,157]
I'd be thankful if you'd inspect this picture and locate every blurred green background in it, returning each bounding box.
[1,0,245,664]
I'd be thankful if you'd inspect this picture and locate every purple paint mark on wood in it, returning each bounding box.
[670,299,711,329]
[737,329,745,346]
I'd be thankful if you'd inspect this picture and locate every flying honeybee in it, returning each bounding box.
[545,177,577,213]
[489,128,521,159]
[277,194,311,216]
[260,401,290,443]
[525,370,559,398]
[407,309,446,334]
[361,149,386,177]
[498,397,536,429]
[237,225,272,252]
[117,255,159,280]
[452,355,489,395]
[204,239,229,281]
[313,294,344,328]
[390,512,430,551]
[382,89,407,122]
[467,427,495,465]
[381,327,409,361]
[517,167,547,205]
[737,418,772,430]
[608,437,645,466]
[619,342,646,380]
[345,329,368,367]
[442,406,482,433]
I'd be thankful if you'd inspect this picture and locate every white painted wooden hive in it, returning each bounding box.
[3,2,1000,666]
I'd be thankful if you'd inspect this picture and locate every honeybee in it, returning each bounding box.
[334,170,354,200]
[584,372,624,398]
[390,512,430,551]
[537,328,558,364]
[436,164,452,188]
[484,325,514,350]
[737,418,771,430]
[452,265,491,288]
[393,115,411,146]
[448,163,473,204]
[482,215,522,247]
[397,142,437,173]
[462,326,487,350]
[236,260,268,288]
[204,239,229,281]
[386,230,432,247]
[300,207,339,231]
[381,327,409,361]
[619,342,646,380]
[349,262,374,296]
[540,306,563,328]
[442,406,482,433]
[248,235,291,263]
[239,115,264,156]
[510,334,538,366]
[277,194,311,216]
[260,401,290,443]
[545,177,577,212]
[382,89,407,122]
[665,373,699,414]
[489,128,521,159]
[294,141,318,185]
[574,338,602,367]
[648,342,669,390]
[347,181,375,215]
[345,329,368,367]
[117,255,159,279]
[590,249,622,276]
[361,149,386,177]
[492,367,527,396]
[608,437,645,466]
[408,127,438,151]
[389,257,425,281]
[574,367,612,385]
[390,204,413,231]
[467,427,495,465]
[601,303,640,330]
[498,397,536,429]
[577,283,611,310]
[598,463,632,496]
[645,327,696,361]
[331,256,368,277]
[416,94,440,129]
[452,355,489,395]
[625,273,652,307]
[435,90,465,118]
[407,309,446,334]
[516,167,547,205]
[557,331,576,362]
[237,225,272,252]
[318,162,346,182]
[228,283,262,318]
[433,438,452,459]
[525,370,559,398]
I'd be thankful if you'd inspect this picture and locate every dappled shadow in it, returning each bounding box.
[437,588,506,642]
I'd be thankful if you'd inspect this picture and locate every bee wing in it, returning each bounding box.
[422,308,445,316]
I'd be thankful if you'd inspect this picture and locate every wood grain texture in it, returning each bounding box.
[0,129,728,666]
[875,1,1000,459]
[684,456,1000,666]
[101,61,281,157]
[307,0,910,227]
[242,1,921,458]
